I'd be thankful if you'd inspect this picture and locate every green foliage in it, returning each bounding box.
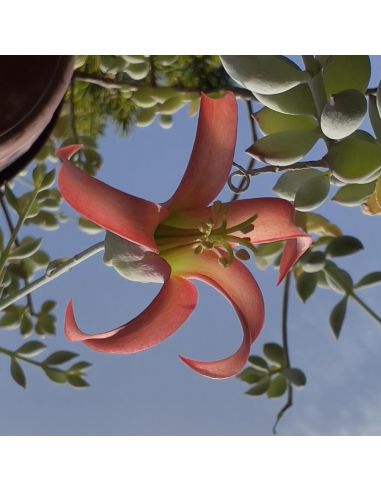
[330,297,348,338]
[294,172,330,211]
[254,107,317,135]
[272,168,322,201]
[296,271,317,302]
[322,56,370,95]
[254,83,316,115]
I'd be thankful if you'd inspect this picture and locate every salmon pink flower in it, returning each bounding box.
[56,93,311,379]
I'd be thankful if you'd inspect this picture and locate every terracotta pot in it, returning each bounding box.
[0,55,74,183]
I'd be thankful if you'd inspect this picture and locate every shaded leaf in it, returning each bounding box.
[295,211,341,237]
[43,351,78,366]
[254,107,317,135]
[325,236,363,257]
[254,83,316,115]
[296,271,317,302]
[322,56,370,95]
[283,368,307,387]
[43,368,67,384]
[8,238,42,260]
[246,376,271,396]
[10,359,26,388]
[16,341,46,357]
[248,355,269,373]
[332,182,376,207]
[66,374,90,388]
[237,367,267,384]
[354,272,381,290]
[300,251,326,273]
[294,173,330,211]
[263,343,285,366]
[267,374,287,398]
[330,297,348,338]
[272,168,322,200]
[324,262,353,294]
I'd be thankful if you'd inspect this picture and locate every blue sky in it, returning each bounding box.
[1,56,381,435]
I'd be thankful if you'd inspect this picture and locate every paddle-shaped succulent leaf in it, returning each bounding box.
[272,168,322,201]
[254,107,317,135]
[220,55,309,95]
[254,83,316,115]
[246,129,320,166]
[294,172,330,211]
[322,56,371,95]
[321,90,367,140]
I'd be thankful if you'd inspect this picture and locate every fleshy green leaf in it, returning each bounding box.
[272,168,322,200]
[8,238,42,260]
[296,271,317,302]
[66,374,90,388]
[43,368,67,384]
[246,129,320,166]
[254,107,317,135]
[332,182,376,207]
[324,262,353,294]
[300,251,326,273]
[294,172,330,211]
[16,341,46,357]
[43,351,78,366]
[283,368,307,387]
[377,81,381,118]
[325,236,363,257]
[254,83,316,115]
[322,56,370,95]
[237,367,266,384]
[4,185,19,214]
[248,355,269,373]
[10,359,26,388]
[368,95,381,142]
[321,90,367,140]
[246,376,271,396]
[263,343,285,366]
[354,272,381,290]
[220,55,310,95]
[326,138,381,184]
[330,297,348,338]
[295,211,342,237]
[78,217,102,235]
[267,374,287,398]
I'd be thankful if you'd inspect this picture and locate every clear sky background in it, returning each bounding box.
[1,56,381,436]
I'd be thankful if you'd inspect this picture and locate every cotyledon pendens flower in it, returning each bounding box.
[56,92,311,379]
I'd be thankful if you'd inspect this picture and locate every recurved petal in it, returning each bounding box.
[56,146,168,252]
[65,262,198,353]
[163,92,237,213]
[170,249,264,379]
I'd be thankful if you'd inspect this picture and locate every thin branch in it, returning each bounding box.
[73,70,255,100]
[230,100,258,201]
[273,273,293,435]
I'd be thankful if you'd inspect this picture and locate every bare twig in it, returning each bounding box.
[272,273,293,435]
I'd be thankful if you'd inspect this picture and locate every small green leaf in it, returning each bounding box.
[28,211,59,230]
[332,182,376,207]
[43,368,67,384]
[20,315,33,337]
[254,107,317,135]
[8,238,42,260]
[10,359,26,388]
[246,129,320,166]
[43,351,78,366]
[254,241,284,258]
[78,217,102,235]
[40,169,56,191]
[263,343,285,366]
[4,185,19,213]
[248,355,269,373]
[35,314,56,336]
[300,251,326,273]
[136,108,156,127]
[327,138,381,184]
[324,262,353,295]
[296,272,317,302]
[368,95,381,142]
[0,308,23,329]
[322,56,370,95]
[272,169,322,200]
[66,374,90,388]
[68,361,92,373]
[158,97,184,115]
[321,90,367,140]
[283,368,307,387]
[16,341,46,357]
[41,300,56,313]
[354,272,381,290]
[267,374,287,398]
[237,367,266,384]
[245,376,271,396]
[330,296,348,338]
[220,55,309,95]
[295,211,342,237]
[325,236,363,257]
[254,83,316,115]
[294,173,330,211]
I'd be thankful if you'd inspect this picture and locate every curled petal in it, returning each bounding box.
[56,146,168,252]
[163,92,237,213]
[65,261,198,354]
[169,250,264,379]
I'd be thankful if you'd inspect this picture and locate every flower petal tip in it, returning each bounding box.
[56,144,83,161]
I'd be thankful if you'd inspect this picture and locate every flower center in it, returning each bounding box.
[155,201,258,267]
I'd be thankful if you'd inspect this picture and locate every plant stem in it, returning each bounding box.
[0,188,39,279]
[0,346,44,367]
[273,273,293,435]
[0,241,104,311]
[350,292,381,324]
